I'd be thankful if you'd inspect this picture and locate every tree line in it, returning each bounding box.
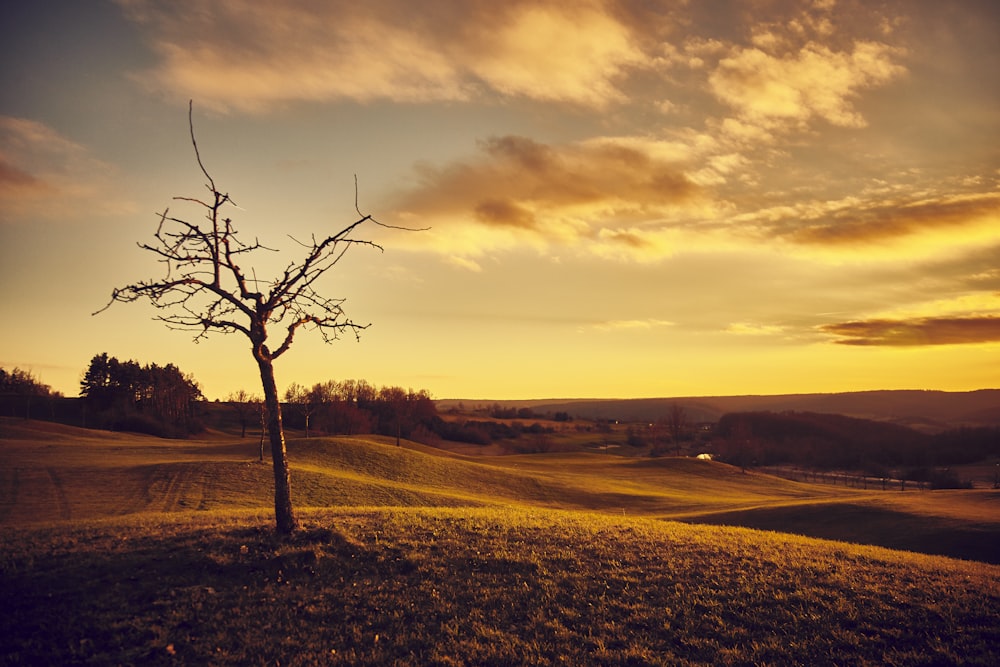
[79,353,204,437]
[486,404,573,422]
[712,410,1000,476]
[229,380,565,448]
[283,379,436,445]
[0,367,58,397]
[224,379,437,446]
[0,367,62,420]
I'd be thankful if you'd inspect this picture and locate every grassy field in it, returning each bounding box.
[2,418,999,665]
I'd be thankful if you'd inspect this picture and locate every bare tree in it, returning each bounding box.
[667,403,687,456]
[379,385,409,447]
[225,389,260,439]
[284,382,320,438]
[95,102,415,533]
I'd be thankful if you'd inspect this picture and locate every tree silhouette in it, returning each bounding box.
[225,389,261,439]
[667,403,687,456]
[284,382,325,439]
[95,102,414,533]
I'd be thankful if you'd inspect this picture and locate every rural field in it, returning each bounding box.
[1,417,998,665]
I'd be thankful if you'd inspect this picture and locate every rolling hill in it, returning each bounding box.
[2,418,998,665]
[2,417,997,562]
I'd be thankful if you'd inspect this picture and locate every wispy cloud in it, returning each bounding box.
[587,318,675,333]
[823,316,1000,346]
[446,256,483,273]
[0,158,45,190]
[114,0,995,273]
[725,322,787,336]
[783,192,1000,246]
[117,0,908,120]
[0,117,134,223]
[117,0,649,111]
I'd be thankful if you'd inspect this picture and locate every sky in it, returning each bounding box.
[1,0,999,401]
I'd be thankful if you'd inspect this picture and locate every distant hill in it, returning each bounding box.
[438,390,1000,430]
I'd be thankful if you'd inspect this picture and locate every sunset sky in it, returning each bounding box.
[2,0,998,401]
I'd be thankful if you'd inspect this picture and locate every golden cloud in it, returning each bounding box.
[823,316,1000,346]
[709,40,905,129]
[117,0,648,111]
[786,193,1000,245]
[467,4,643,105]
[116,0,912,129]
[390,134,701,256]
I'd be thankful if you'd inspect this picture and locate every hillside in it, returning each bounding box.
[2,419,999,664]
[0,418,836,524]
[1,509,997,665]
[444,389,1000,429]
[2,418,998,563]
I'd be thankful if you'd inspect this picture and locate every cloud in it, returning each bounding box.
[725,189,1000,262]
[0,158,44,190]
[446,256,483,273]
[467,3,644,105]
[117,0,648,111]
[725,322,786,336]
[589,319,675,332]
[390,135,702,257]
[0,117,134,223]
[784,193,1000,245]
[822,316,1000,346]
[115,0,911,137]
[708,40,905,129]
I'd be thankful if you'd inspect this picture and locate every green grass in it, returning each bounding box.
[2,418,999,664]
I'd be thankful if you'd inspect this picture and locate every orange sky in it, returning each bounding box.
[1,0,998,400]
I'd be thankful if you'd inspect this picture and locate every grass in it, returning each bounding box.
[684,492,1000,564]
[3,420,996,563]
[2,418,999,664]
[3,508,998,666]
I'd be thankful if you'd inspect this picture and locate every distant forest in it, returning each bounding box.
[276,381,563,448]
[711,411,999,486]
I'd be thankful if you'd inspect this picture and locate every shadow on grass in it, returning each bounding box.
[1,522,409,665]
[681,502,1000,564]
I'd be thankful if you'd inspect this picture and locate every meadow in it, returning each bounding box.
[1,417,998,665]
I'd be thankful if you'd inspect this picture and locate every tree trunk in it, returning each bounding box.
[257,354,298,534]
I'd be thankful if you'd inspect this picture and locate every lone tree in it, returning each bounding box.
[96,103,409,533]
[666,403,687,456]
[225,389,261,439]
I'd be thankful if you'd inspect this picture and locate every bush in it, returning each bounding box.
[429,418,492,445]
[929,469,973,490]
